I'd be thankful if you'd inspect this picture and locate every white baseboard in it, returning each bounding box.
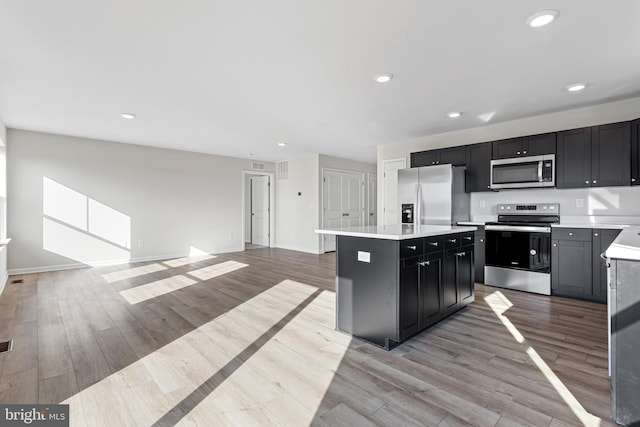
[7,246,245,276]
[274,243,323,255]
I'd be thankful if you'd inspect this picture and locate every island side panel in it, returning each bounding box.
[336,235,398,347]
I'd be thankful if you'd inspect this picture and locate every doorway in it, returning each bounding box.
[321,169,365,252]
[242,171,274,250]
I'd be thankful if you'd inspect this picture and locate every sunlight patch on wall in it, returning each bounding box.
[119,274,197,305]
[42,177,131,265]
[588,188,620,215]
[102,263,167,283]
[187,260,248,281]
[163,246,216,268]
[484,290,602,427]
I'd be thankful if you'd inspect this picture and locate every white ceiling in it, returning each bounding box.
[1,1,640,164]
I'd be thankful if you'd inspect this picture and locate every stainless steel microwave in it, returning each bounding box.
[490,154,555,189]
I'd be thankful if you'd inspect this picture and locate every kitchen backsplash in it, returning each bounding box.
[470,186,640,225]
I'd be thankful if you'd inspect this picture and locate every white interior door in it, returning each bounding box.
[323,169,364,252]
[368,173,377,226]
[382,158,406,225]
[250,176,269,246]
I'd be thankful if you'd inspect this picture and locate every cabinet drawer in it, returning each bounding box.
[552,228,592,241]
[424,236,444,253]
[444,234,461,249]
[460,232,474,246]
[400,239,423,258]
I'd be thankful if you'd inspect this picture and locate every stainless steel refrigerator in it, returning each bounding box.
[397,164,469,226]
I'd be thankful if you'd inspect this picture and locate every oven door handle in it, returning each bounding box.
[485,224,551,233]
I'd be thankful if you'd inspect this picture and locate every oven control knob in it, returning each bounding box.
[530,249,537,256]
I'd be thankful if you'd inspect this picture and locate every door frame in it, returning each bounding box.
[320,167,365,253]
[241,170,275,248]
[381,157,407,225]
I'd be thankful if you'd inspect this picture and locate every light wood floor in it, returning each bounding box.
[0,248,615,426]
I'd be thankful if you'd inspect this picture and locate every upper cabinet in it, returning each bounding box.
[632,119,639,185]
[465,142,492,192]
[556,122,631,188]
[492,132,556,159]
[411,146,467,168]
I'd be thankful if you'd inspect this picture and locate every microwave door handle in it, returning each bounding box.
[538,161,543,182]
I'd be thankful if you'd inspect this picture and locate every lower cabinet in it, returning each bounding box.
[337,232,475,350]
[551,227,621,303]
[474,226,485,283]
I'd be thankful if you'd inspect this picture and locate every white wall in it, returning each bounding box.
[378,96,640,221]
[0,118,7,292]
[7,129,275,273]
[275,154,320,253]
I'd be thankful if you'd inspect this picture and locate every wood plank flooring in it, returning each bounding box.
[0,248,615,426]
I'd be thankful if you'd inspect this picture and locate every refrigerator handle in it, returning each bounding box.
[415,183,421,227]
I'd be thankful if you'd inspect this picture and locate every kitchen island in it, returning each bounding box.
[316,224,477,349]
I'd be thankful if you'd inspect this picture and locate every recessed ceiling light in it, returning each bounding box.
[526,10,559,28]
[566,83,586,92]
[374,74,393,83]
[447,112,462,118]
[277,142,287,147]
[120,113,136,119]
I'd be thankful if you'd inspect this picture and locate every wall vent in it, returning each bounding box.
[251,162,265,171]
[10,279,23,284]
[277,161,289,180]
[0,339,13,354]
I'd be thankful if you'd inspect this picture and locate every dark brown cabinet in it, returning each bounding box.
[474,226,485,283]
[556,122,631,188]
[492,132,556,159]
[465,142,492,192]
[411,146,467,167]
[551,227,621,303]
[632,118,640,185]
[335,231,474,349]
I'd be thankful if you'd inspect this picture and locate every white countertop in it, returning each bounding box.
[552,223,627,230]
[315,224,477,240]
[605,226,640,261]
[457,221,486,226]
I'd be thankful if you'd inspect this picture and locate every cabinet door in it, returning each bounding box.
[592,229,622,303]
[438,146,467,166]
[551,238,592,298]
[474,227,485,283]
[420,251,444,327]
[411,150,438,167]
[632,119,639,185]
[525,132,556,156]
[492,137,525,159]
[443,248,459,315]
[556,127,592,188]
[466,142,492,192]
[592,122,631,187]
[458,246,475,306]
[399,257,421,339]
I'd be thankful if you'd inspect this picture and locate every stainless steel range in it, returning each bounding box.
[484,203,560,295]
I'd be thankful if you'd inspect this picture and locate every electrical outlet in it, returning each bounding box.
[576,198,584,208]
[479,200,486,208]
[138,240,144,247]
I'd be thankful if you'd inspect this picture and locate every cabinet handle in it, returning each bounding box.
[407,245,417,250]
[594,232,599,237]
[633,178,637,182]
[456,252,466,257]
[553,243,557,247]
[569,232,574,236]
[429,242,439,247]
[585,180,590,184]
[464,236,472,240]
[593,180,597,184]
[523,150,527,154]
[516,151,521,155]
[480,238,484,243]
[447,238,457,243]
[420,261,431,266]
